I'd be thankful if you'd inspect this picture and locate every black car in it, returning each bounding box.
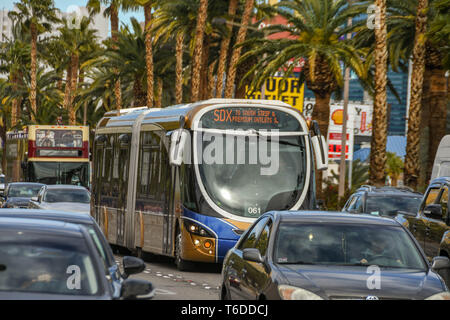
[342,185,423,217]
[220,211,450,300]
[0,217,154,299]
[0,209,144,298]
[396,177,450,285]
[1,182,45,208]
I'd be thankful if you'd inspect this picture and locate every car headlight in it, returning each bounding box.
[425,291,450,300]
[183,219,214,237]
[278,285,324,300]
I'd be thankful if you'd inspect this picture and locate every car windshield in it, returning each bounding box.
[274,223,426,270]
[366,195,422,216]
[197,134,307,217]
[0,231,100,295]
[7,184,42,198]
[44,189,90,203]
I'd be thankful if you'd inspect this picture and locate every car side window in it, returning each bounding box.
[422,187,441,211]
[343,196,354,210]
[239,217,269,250]
[255,219,272,256]
[354,196,364,213]
[347,195,360,212]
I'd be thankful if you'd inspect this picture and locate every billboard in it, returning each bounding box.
[245,77,305,112]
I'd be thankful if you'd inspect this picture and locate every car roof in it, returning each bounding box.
[429,176,450,185]
[44,185,88,190]
[267,211,401,226]
[7,182,44,186]
[0,216,85,238]
[0,209,95,225]
[355,186,422,196]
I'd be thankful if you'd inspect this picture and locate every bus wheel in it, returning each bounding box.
[175,232,191,271]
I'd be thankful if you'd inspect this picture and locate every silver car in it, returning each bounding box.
[28,185,91,214]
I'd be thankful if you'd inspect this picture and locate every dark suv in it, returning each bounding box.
[395,177,450,286]
[342,185,423,217]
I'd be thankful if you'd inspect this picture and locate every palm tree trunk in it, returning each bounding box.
[63,65,72,112]
[69,53,79,125]
[215,0,239,98]
[155,78,163,108]
[191,0,209,102]
[200,37,211,100]
[422,45,448,183]
[30,22,38,122]
[175,32,184,104]
[11,72,19,127]
[207,61,217,99]
[404,0,428,189]
[111,6,122,111]
[369,0,389,187]
[145,2,154,108]
[133,75,146,107]
[312,92,332,199]
[224,0,255,98]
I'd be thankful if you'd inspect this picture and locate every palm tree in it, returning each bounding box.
[191,0,209,102]
[142,0,154,108]
[368,0,389,187]
[87,0,138,110]
[215,0,239,98]
[238,0,366,197]
[152,0,197,104]
[57,17,99,124]
[224,0,255,98]
[386,152,404,186]
[0,21,30,128]
[8,0,59,122]
[404,0,429,189]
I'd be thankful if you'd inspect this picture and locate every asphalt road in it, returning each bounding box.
[114,253,223,300]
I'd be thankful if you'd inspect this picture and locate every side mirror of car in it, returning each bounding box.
[122,256,146,278]
[243,248,264,263]
[423,204,442,220]
[120,278,154,300]
[431,256,450,270]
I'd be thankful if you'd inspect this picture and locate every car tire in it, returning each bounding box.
[175,232,191,271]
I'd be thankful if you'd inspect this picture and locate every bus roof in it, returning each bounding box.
[96,99,305,132]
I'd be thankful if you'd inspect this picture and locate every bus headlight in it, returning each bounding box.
[184,220,214,238]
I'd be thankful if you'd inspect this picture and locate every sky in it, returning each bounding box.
[1,0,145,26]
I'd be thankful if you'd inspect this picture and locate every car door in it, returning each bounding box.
[413,184,442,259]
[423,185,450,260]
[226,217,269,300]
[243,218,273,300]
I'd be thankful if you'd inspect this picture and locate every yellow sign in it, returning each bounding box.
[245,77,305,112]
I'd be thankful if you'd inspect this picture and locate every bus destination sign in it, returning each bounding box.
[201,107,302,132]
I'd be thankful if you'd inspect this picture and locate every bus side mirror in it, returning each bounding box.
[312,134,328,171]
[169,129,190,166]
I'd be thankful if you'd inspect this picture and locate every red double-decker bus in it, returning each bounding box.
[5,125,90,188]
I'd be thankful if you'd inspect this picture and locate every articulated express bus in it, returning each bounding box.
[5,125,90,187]
[92,99,327,270]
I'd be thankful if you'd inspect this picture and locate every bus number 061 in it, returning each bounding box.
[247,207,261,216]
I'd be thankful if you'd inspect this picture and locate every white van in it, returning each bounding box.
[431,135,450,180]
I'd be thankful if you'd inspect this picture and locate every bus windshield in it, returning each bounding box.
[197,134,307,218]
[28,162,89,187]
